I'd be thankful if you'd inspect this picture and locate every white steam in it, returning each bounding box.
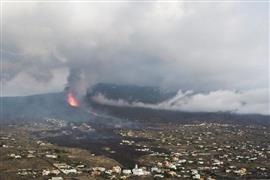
[92,88,269,115]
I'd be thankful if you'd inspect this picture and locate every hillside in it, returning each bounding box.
[87,83,176,103]
[1,83,269,126]
[0,92,90,123]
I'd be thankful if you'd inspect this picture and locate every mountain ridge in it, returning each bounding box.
[1,83,269,125]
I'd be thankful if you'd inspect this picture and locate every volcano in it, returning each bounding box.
[67,92,80,107]
[0,92,89,122]
[1,83,269,126]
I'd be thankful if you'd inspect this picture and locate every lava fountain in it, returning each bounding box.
[67,91,80,107]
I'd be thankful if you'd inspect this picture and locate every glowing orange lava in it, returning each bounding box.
[67,92,80,107]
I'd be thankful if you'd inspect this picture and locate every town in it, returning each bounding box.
[0,119,269,179]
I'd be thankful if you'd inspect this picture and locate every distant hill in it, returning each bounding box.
[1,83,269,126]
[0,92,90,123]
[87,83,176,103]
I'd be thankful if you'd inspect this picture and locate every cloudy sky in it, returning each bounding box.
[1,1,269,114]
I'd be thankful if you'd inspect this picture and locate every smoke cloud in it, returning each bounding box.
[92,88,269,115]
[66,68,87,96]
[2,2,269,115]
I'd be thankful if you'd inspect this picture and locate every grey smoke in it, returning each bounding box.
[2,2,269,114]
[66,68,87,96]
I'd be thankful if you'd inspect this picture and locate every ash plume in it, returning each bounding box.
[2,2,269,115]
[65,68,87,96]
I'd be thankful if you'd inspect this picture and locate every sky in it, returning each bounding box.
[1,1,269,114]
